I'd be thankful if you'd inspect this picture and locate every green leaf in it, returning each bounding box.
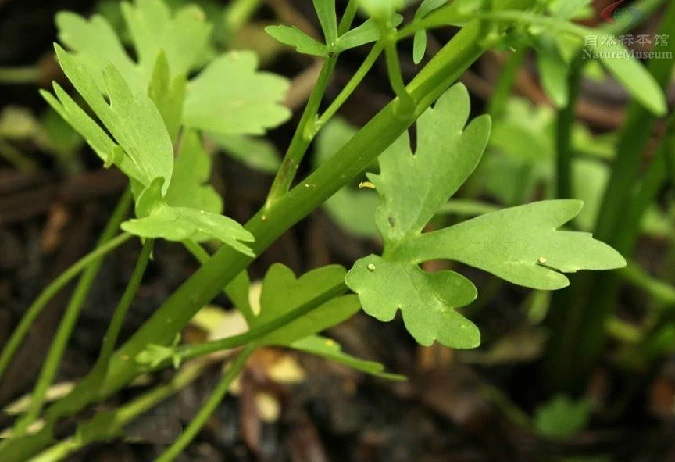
[41,87,117,166]
[312,0,338,45]
[336,19,380,51]
[251,264,359,345]
[407,200,627,290]
[583,39,666,116]
[164,129,222,213]
[415,0,448,19]
[148,51,186,141]
[345,84,488,348]
[121,0,212,82]
[210,134,280,174]
[346,256,479,348]
[57,0,211,93]
[56,11,140,92]
[534,395,591,440]
[536,36,569,107]
[291,335,405,380]
[122,180,254,256]
[265,25,329,57]
[183,52,290,135]
[51,45,173,190]
[412,31,427,64]
[369,84,490,245]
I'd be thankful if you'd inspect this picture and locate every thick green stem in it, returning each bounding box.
[156,346,254,461]
[0,6,528,458]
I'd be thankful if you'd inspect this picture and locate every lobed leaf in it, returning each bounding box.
[122,180,253,256]
[183,52,291,136]
[369,84,490,244]
[346,84,626,350]
[346,256,479,348]
[57,0,211,94]
[40,87,117,167]
[56,11,140,92]
[405,200,627,290]
[121,0,212,83]
[51,46,173,191]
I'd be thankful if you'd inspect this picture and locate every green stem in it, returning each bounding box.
[265,0,362,207]
[605,317,642,344]
[0,6,530,459]
[619,263,675,309]
[0,66,40,84]
[14,190,134,434]
[0,138,39,173]
[223,0,262,41]
[156,346,254,462]
[169,279,346,365]
[487,48,525,119]
[338,0,358,35]
[265,57,338,207]
[0,234,132,384]
[316,42,384,130]
[554,55,583,201]
[381,25,414,116]
[88,238,155,396]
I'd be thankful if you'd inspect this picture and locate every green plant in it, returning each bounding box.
[2,0,669,459]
